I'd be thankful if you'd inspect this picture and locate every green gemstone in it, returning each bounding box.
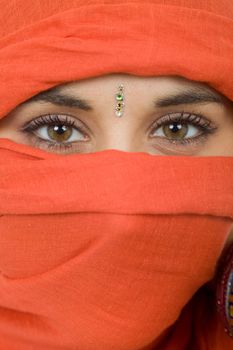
[116,94,123,101]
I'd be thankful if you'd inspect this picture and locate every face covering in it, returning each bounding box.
[0,1,232,349]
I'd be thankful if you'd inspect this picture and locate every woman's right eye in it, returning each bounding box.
[20,114,90,151]
[32,123,87,143]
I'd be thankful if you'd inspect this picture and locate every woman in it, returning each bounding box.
[0,1,232,349]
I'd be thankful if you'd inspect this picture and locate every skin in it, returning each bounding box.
[0,73,232,249]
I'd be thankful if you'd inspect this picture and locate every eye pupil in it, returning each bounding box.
[163,122,188,139]
[169,123,182,131]
[48,124,72,142]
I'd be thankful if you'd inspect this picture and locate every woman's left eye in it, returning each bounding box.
[149,112,218,144]
[151,122,200,140]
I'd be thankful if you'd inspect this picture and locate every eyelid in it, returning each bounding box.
[20,113,92,135]
[150,111,218,131]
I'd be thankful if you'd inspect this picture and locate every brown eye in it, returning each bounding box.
[151,122,199,140]
[20,114,92,153]
[162,122,188,140]
[149,112,218,143]
[34,123,88,144]
[47,125,73,142]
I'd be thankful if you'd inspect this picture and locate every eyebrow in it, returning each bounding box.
[155,88,223,108]
[23,86,223,110]
[23,87,93,111]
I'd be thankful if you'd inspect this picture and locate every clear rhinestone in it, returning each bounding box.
[116,110,123,117]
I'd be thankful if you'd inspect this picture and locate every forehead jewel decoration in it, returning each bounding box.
[115,84,125,117]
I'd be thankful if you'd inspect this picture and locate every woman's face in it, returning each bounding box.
[0,73,233,157]
[0,73,233,246]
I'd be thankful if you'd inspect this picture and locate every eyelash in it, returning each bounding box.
[149,111,217,145]
[20,112,218,152]
[21,114,88,151]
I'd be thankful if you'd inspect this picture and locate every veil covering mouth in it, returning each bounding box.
[0,1,233,349]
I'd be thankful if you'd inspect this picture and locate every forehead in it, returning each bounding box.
[19,75,226,113]
[26,74,226,98]
[52,74,221,91]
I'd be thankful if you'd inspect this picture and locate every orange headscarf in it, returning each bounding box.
[0,1,232,349]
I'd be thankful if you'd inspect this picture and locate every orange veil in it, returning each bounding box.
[0,1,232,349]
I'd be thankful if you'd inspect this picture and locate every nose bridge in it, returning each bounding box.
[97,135,136,152]
[96,116,140,152]
[94,77,144,152]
